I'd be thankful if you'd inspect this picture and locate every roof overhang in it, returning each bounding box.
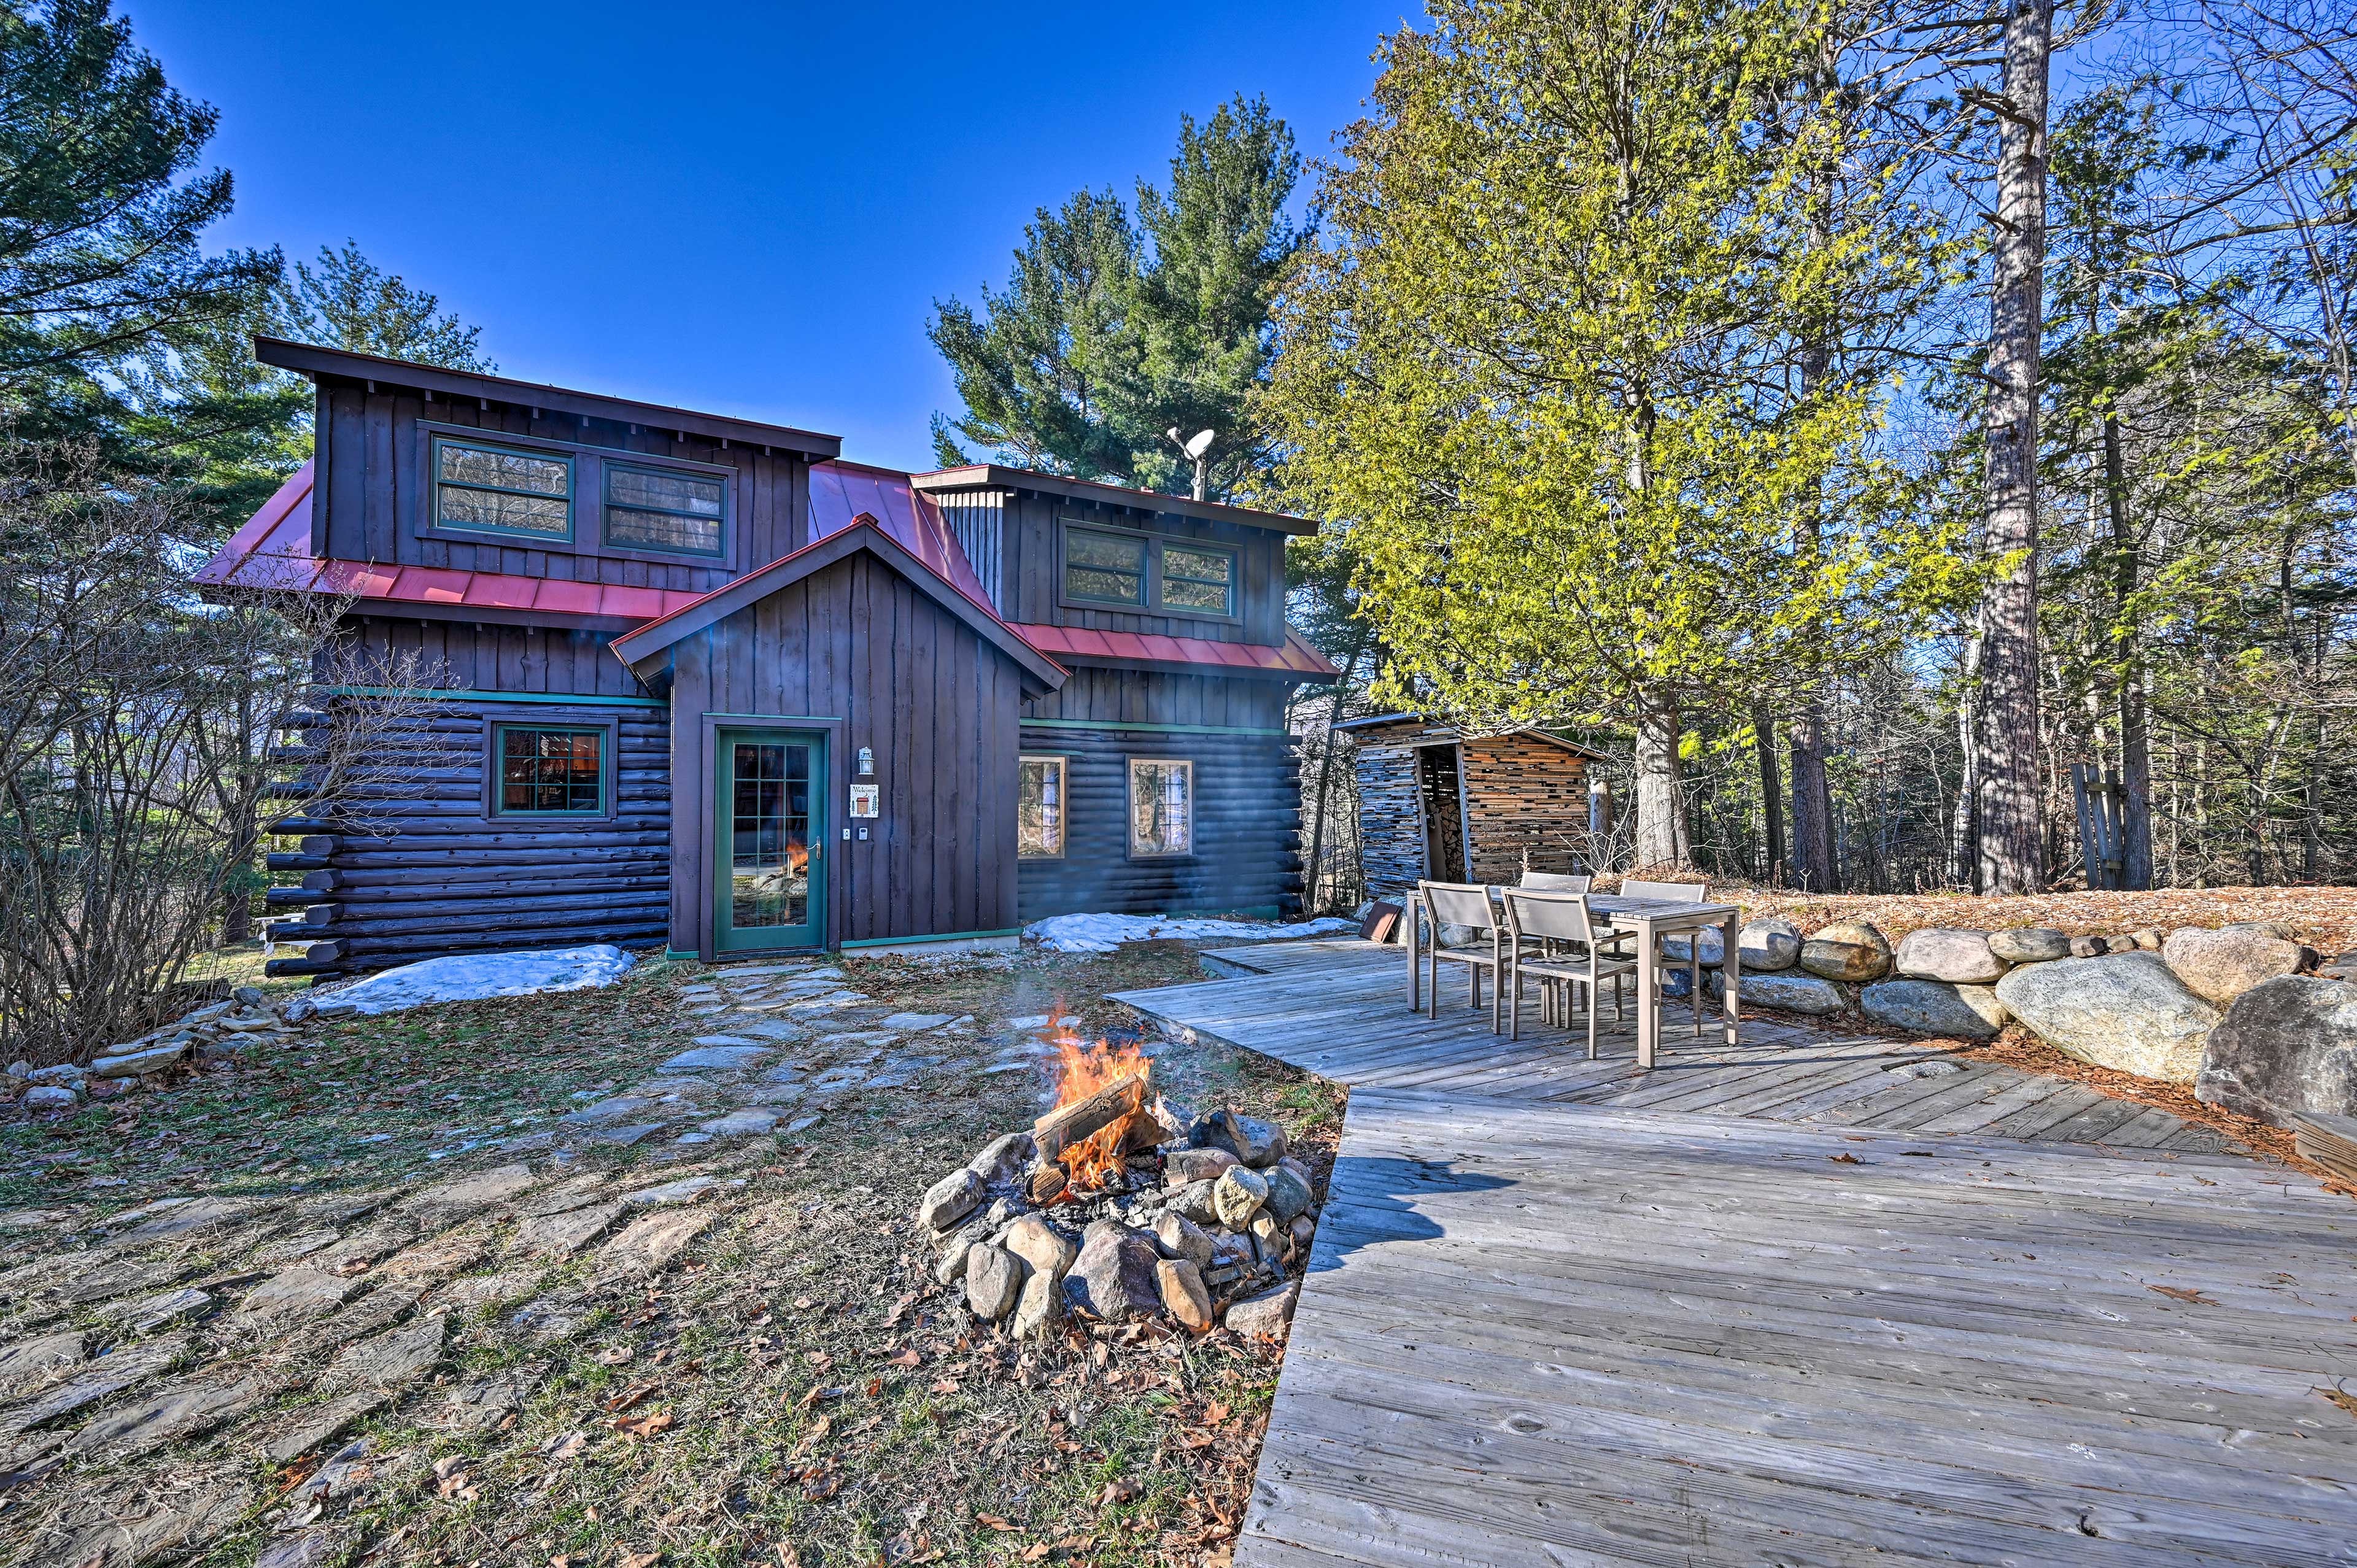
[610,517,1067,699]
[910,465,1319,536]
[255,336,842,461]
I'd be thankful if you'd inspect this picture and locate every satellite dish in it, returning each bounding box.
[1182,428,1215,460]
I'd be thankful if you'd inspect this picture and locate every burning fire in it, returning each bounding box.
[1041,1009,1153,1192]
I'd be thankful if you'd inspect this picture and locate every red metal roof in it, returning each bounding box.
[1009,622,1339,679]
[193,460,1335,682]
[190,462,704,622]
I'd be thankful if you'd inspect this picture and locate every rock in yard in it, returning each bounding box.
[327,1315,444,1388]
[1798,921,1893,983]
[1201,1109,1288,1168]
[1062,1227,1163,1323]
[1213,1165,1271,1228]
[1660,927,1725,968]
[2164,925,2309,1007]
[509,1202,624,1261]
[967,1131,1035,1186]
[404,1164,537,1220]
[1225,1281,1299,1338]
[90,1043,187,1079]
[1012,1267,1062,1340]
[657,1044,772,1072]
[622,1175,736,1207]
[697,1108,781,1138]
[1163,1146,1239,1183]
[1000,1213,1077,1279]
[239,1269,365,1324]
[260,1389,392,1464]
[1156,1259,1213,1330]
[22,1085,76,1111]
[98,1288,214,1335]
[1995,952,2220,1082]
[965,1243,1028,1322]
[1151,1211,1215,1270]
[1724,972,1844,1016]
[561,1095,656,1127]
[597,1208,716,1277]
[1737,917,1802,973]
[1168,1178,1221,1226]
[0,1330,83,1395]
[1988,927,2071,964]
[1262,1163,1316,1224]
[1289,1214,1317,1256]
[64,1373,274,1459]
[2194,977,2357,1125]
[24,1064,84,1087]
[2316,951,2357,983]
[918,1168,985,1232]
[1894,929,2007,985]
[1859,979,2008,1041]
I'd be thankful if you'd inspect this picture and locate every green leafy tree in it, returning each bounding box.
[1265,0,1976,868]
[929,96,1309,496]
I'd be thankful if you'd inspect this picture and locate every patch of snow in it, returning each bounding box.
[323,944,637,1015]
[1023,913,1356,954]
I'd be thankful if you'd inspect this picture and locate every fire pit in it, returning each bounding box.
[915,1016,1315,1339]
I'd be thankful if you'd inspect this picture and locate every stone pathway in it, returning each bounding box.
[0,956,1003,1567]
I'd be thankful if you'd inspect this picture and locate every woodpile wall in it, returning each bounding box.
[1461,734,1592,885]
[1353,743,1428,898]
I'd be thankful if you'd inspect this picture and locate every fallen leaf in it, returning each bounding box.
[621,1553,660,1568]
[791,1414,832,1457]
[775,1546,802,1568]
[612,1410,675,1439]
[978,1514,1018,1532]
[1022,1545,1051,1562]
[2148,1284,2218,1305]
[2321,1388,2357,1419]
[1097,1476,1140,1507]
[930,1378,961,1395]
[1828,1153,1863,1165]
[545,1430,589,1461]
[595,1345,635,1366]
[605,1381,660,1414]
[886,1347,922,1368]
[1204,1399,1231,1426]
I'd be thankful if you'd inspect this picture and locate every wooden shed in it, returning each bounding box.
[1338,714,1608,895]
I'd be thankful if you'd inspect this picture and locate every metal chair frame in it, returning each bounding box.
[1501,890,1641,1056]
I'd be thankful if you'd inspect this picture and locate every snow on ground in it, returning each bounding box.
[324,944,637,1014]
[1025,913,1357,954]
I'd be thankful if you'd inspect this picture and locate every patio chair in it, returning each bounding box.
[1501,890,1640,1055]
[1620,878,1709,1037]
[1418,881,1509,1030]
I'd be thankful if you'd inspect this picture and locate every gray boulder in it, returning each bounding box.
[1167,1178,1221,1227]
[966,1132,1035,1186]
[916,1168,984,1232]
[1798,921,1892,983]
[1894,929,2007,986]
[1994,952,2220,1082]
[1151,1211,1215,1270]
[1859,979,2008,1041]
[1225,1282,1299,1338]
[1262,1163,1316,1224]
[23,1084,77,1111]
[1163,1147,1239,1183]
[2194,977,2357,1126]
[1723,972,1844,1016]
[1736,917,1802,973]
[1213,1165,1270,1228]
[1062,1228,1163,1323]
[1011,1269,1062,1340]
[1155,1259,1213,1330]
[1201,1110,1287,1168]
[1988,927,2070,964]
[999,1213,1077,1279]
[964,1243,1028,1322]
[2163,926,2307,1008]
[1660,927,1725,968]
[2321,952,2357,983]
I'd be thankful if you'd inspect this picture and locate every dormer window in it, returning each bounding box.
[1060,519,1240,619]
[433,436,573,541]
[605,463,726,556]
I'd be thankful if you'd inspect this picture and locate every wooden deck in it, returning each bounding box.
[1112,940,2357,1566]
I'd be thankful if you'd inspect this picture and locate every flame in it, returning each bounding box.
[1043,1008,1153,1192]
[786,841,810,877]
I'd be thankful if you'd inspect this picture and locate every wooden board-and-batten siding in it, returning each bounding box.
[1018,666,1304,921]
[657,549,1025,956]
[991,486,1289,646]
[310,377,810,591]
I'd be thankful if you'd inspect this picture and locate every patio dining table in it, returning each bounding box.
[1403,889,1741,1068]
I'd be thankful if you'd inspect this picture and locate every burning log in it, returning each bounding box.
[1033,1069,1148,1163]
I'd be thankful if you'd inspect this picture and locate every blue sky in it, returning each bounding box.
[125,1,1414,473]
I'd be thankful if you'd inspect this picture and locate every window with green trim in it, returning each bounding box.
[1063,527,1148,606]
[1159,543,1236,615]
[433,438,573,541]
[1018,755,1066,857]
[605,462,726,555]
[496,726,604,814]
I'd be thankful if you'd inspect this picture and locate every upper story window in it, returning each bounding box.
[1063,527,1148,606]
[605,463,726,556]
[1061,520,1239,619]
[434,437,573,541]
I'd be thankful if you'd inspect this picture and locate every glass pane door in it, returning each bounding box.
[717,731,824,950]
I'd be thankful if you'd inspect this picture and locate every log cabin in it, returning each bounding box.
[195,339,1336,975]
[1339,713,1609,895]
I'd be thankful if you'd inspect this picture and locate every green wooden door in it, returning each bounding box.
[715,730,826,952]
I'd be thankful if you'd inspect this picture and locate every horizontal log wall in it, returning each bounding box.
[1018,669,1302,921]
[272,685,672,974]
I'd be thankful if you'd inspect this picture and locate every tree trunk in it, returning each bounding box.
[1787,703,1836,890]
[1755,702,1785,883]
[1633,697,1690,871]
[1950,624,1984,889]
[2102,411,2153,889]
[1973,0,2054,895]
[1300,625,1371,914]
